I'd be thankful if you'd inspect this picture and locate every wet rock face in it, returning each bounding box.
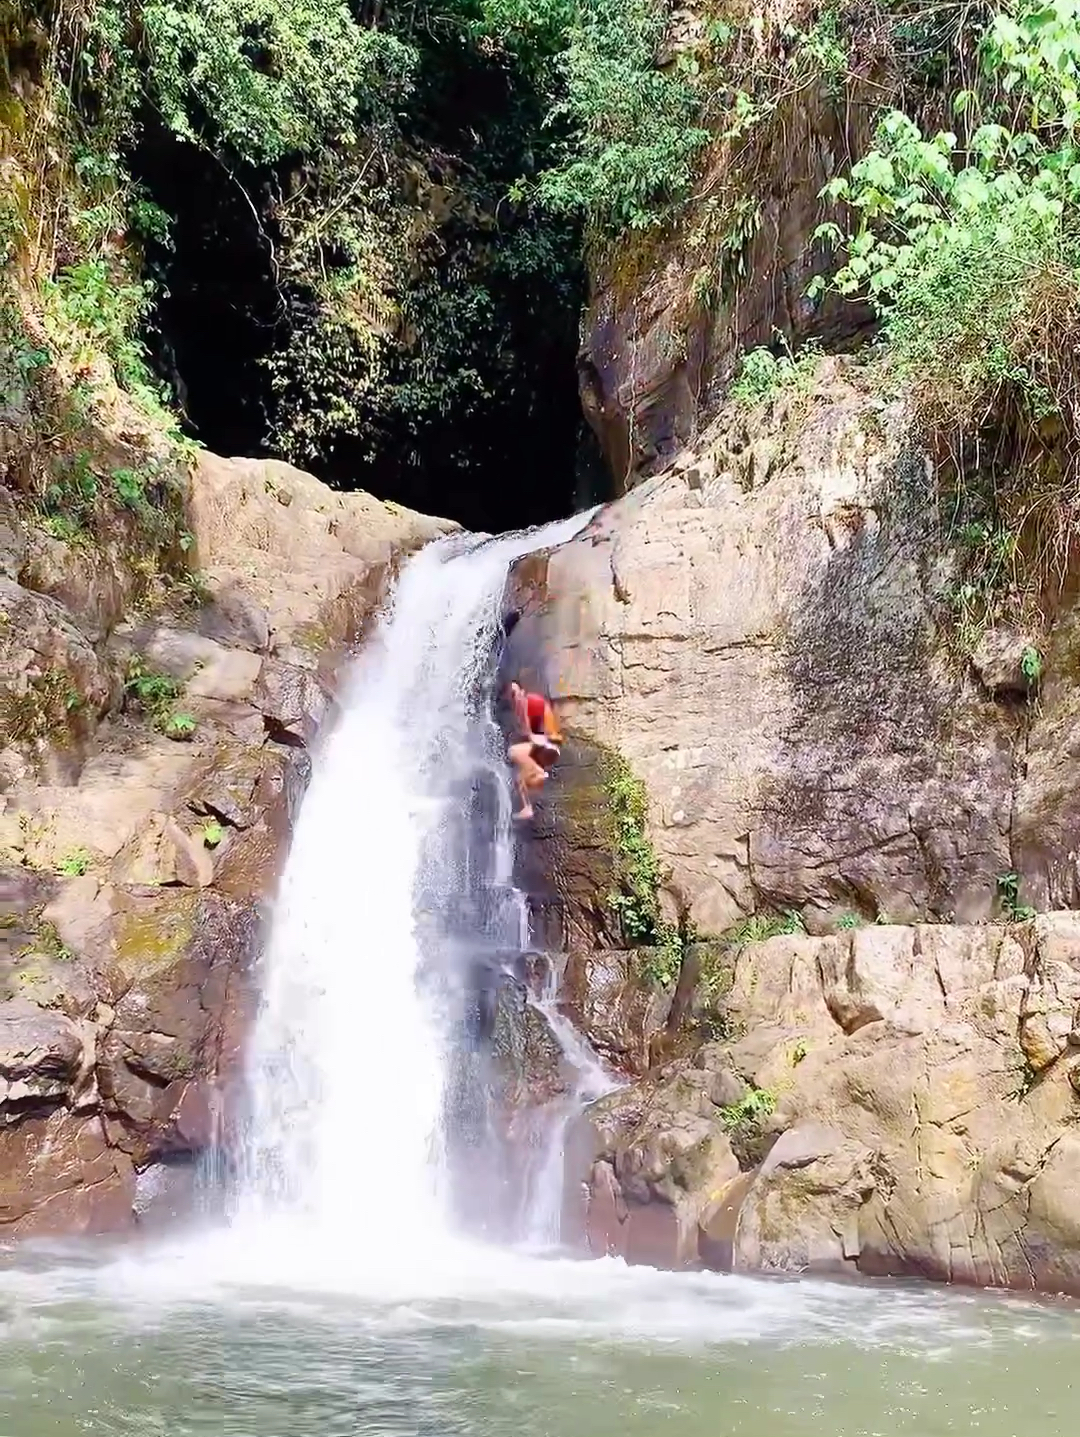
[577,916,1080,1297]
[490,975,570,1110]
[96,890,259,1164]
[0,452,452,1236]
[559,949,673,1075]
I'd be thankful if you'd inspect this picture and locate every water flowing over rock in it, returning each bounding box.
[232,511,599,1255]
[0,452,453,1234]
[500,354,1080,1298]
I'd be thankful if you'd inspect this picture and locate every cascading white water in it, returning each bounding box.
[234,512,595,1255]
[515,969,616,1247]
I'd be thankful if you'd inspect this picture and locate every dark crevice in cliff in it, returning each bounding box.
[134,134,611,535]
[137,142,280,458]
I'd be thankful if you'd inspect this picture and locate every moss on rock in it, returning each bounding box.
[111,893,200,982]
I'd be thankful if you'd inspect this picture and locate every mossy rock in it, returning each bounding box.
[0,667,81,748]
[110,892,200,981]
[7,951,96,1015]
[291,618,334,655]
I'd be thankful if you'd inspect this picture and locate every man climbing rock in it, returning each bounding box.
[506,681,562,821]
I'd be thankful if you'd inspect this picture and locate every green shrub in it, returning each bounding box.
[813,0,1080,583]
[40,451,99,537]
[532,0,710,235]
[164,710,197,739]
[720,1084,776,1132]
[123,657,194,737]
[997,870,1036,922]
[87,0,409,167]
[730,909,806,945]
[730,339,819,406]
[600,747,683,984]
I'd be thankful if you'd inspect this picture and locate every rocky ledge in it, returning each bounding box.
[576,914,1080,1296]
[0,451,451,1234]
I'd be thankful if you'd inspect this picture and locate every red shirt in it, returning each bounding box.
[526,692,546,732]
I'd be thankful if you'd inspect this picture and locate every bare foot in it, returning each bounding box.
[514,806,534,821]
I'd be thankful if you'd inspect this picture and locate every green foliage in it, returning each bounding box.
[42,259,179,426]
[201,819,224,848]
[602,751,663,939]
[637,929,685,988]
[58,848,91,877]
[12,0,700,523]
[24,921,73,964]
[164,710,197,739]
[124,657,179,710]
[810,0,1080,602]
[0,305,50,406]
[600,748,683,983]
[719,1084,777,1132]
[997,869,1036,922]
[87,0,414,167]
[40,450,99,537]
[730,909,806,945]
[730,338,820,406]
[947,519,1019,653]
[1021,644,1043,682]
[814,105,1076,425]
[815,1,1080,437]
[836,912,864,930]
[111,466,148,510]
[790,6,847,88]
[527,0,710,234]
[123,656,193,737]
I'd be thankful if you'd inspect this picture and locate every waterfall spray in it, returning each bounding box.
[233,513,597,1260]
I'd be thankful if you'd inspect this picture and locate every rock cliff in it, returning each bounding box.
[527,358,1073,935]
[509,352,1080,1297]
[1,450,451,1233]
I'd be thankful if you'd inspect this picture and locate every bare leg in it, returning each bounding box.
[515,770,534,820]
[508,742,535,819]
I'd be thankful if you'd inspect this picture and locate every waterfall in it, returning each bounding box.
[232,513,596,1258]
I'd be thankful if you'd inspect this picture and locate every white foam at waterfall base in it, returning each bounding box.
[227,511,596,1287]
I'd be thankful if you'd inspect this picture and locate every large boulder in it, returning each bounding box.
[188,453,452,660]
[559,948,673,1074]
[0,998,91,1121]
[583,1063,740,1267]
[577,915,1080,1297]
